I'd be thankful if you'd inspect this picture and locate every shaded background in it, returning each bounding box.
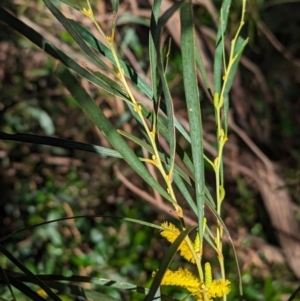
[0,0,300,300]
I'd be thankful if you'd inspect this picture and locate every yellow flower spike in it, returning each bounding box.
[153,263,230,300]
[207,279,231,299]
[193,219,206,257]
[193,233,201,256]
[204,262,212,289]
[157,268,200,293]
[160,222,195,263]
[203,218,207,234]
[160,222,177,236]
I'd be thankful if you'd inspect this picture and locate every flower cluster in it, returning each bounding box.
[156,222,231,301]
[160,222,195,263]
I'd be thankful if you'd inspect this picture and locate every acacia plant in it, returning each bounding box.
[0,0,255,300]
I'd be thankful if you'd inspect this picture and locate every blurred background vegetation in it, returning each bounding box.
[0,0,300,300]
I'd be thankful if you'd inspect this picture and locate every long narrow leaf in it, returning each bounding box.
[0,215,166,244]
[159,66,176,177]
[0,130,192,188]
[180,1,205,242]
[0,131,122,158]
[149,0,162,141]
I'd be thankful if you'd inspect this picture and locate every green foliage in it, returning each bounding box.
[0,0,299,300]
